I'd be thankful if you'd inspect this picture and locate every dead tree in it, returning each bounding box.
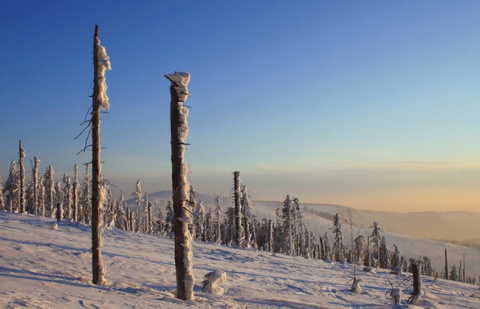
[73,164,79,221]
[33,157,40,215]
[19,140,25,213]
[91,24,111,285]
[410,263,422,304]
[444,248,449,280]
[233,171,243,247]
[166,71,194,300]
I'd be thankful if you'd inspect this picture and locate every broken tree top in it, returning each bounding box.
[165,72,190,102]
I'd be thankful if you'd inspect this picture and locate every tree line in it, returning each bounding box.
[1,155,476,286]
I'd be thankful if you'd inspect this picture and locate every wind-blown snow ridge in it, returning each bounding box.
[0,211,479,308]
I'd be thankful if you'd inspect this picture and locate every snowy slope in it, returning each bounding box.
[1,211,479,308]
[252,200,480,278]
[126,193,480,282]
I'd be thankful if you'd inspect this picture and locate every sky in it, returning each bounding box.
[1,0,480,213]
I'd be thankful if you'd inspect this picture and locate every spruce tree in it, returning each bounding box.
[4,161,19,212]
[332,213,344,262]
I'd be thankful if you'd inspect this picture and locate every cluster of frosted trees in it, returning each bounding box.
[3,145,477,285]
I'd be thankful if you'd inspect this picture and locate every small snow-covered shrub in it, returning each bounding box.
[392,266,403,275]
[391,288,403,304]
[363,266,375,273]
[202,270,227,295]
[351,278,363,293]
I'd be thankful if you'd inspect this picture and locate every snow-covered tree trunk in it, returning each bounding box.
[44,165,55,218]
[241,185,253,247]
[131,179,143,233]
[304,224,311,259]
[19,140,26,213]
[32,157,40,215]
[233,171,243,247]
[82,164,91,223]
[146,193,153,234]
[324,232,330,262]
[0,177,4,211]
[411,263,421,304]
[4,161,19,212]
[38,180,45,217]
[444,249,449,280]
[91,24,110,285]
[268,220,274,252]
[332,213,344,262]
[214,197,222,244]
[166,71,194,300]
[63,175,72,219]
[55,182,64,221]
[72,164,79,221]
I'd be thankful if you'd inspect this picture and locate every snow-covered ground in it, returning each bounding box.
[252,200,480,278]
[1,211,479,308]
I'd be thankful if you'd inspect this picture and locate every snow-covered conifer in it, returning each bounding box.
[214,197,222,244]
[145,193,153,234]
[72,164,79,221]
[332,213,344,262]
[282,195,294,255]
[115,190,126,230]
[391,244,400,270]
[82,164,91,223]
[450,264,458,281]
[379,236,390,269]
[164,201,174,237]
[422,256,433,277]
[370,222,381,262]
[4,160,19,212]
[131,179,143,233]
[364,236,371,267]
[304,224,311,259]
[354,235,365,264]
[55,182,64,221]
[43,165,55,218]
[62,174,72,219]
[194,201,206,241]
[323,232,331,262]
[38,179,45,216]
[241,186,250,246]
[32,157,40,215]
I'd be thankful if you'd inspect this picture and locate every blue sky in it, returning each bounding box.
[1,1,480,212]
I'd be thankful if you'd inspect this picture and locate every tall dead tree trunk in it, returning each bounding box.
[166,72,194,300]
[444,248,449,280]
[91,24,110,285]
[19,140,25,213]
[73,164,79,221]
[33,157,40,215]
[410,263,421,304]
[233,171,243,247]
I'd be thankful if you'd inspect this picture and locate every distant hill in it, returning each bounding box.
[128,191,480,244]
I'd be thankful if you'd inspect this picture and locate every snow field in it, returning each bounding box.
[1,211,479,308]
